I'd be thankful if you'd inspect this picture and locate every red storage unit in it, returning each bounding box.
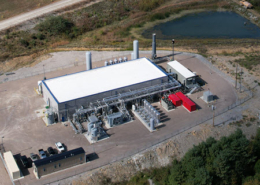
[175,92,196,112]
[168,94,182,106]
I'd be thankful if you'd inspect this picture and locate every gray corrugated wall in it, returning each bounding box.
[58,76,168,112]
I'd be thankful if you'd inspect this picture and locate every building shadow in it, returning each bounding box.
[62,144,68,152]
[86,152,99,162]
[13,154,30,176]
[156,124,166,129]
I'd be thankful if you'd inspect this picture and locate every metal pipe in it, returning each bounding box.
[172,39,175,61]
[133,40,139,59]
[86,52,92,70]
[152,33,157,59]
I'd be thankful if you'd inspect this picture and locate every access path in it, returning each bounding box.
[0,0,103,31]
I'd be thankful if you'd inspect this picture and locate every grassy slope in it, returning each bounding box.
[0,0,59,21]
[0,0,260,72]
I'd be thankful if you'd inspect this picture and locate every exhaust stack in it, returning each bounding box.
[86,52,92,70]
[152,33,157,59]
[133,40,139,60]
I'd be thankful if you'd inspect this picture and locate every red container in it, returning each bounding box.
[175,92,196,112]
[168,94,182,106]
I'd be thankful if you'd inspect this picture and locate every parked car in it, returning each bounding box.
[38,149,47,159]
[20,156,29,168]
[47,147,55,156]
[55,142,65,153]
[30,153,38,161]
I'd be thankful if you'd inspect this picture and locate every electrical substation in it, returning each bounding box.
[1,31,238,183]
[36,34,207,143]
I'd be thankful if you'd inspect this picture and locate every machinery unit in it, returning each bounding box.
[161,97,175,111]
[46,109,55,125]
[133,99,161,131]
[168,94,182,107]
[107,112,123,127]
[87,115,108,143]
[203,90,214,103]
[175,92,196,112]
[167,60,197,88]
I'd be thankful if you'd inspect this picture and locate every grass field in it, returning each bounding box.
[0,0,59,21]
[0,0,260,73]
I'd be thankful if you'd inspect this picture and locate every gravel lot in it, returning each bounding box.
[0,51,237,185]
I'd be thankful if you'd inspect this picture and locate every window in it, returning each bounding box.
[43,168,46,172]
[80,157,82,161]
[58,163,61,167]
[54,165,56,168]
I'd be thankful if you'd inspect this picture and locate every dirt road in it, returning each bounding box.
[0,0,102,32]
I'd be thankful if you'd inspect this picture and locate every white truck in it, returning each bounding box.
[55,142,65,153]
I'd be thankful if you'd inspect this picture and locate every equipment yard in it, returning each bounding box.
[0,50,237,185]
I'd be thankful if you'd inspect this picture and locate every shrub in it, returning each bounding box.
[138,0,168,12]
[20,39,29,47]
[37,16,74,36]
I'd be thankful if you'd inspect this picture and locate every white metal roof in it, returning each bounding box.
[44,58,167,103]
[4,151,20,173]
[168,60,195,79]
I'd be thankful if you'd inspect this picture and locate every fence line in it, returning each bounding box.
[4,51,253,184]
[39,90,253,185]
[0,51,135,84]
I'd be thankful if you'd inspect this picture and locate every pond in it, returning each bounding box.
[142,11,260,39]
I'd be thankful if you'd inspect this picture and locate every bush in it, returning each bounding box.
[37,16,74,36]
[138,0,168,11]
[20,39,29,47]
[150,12,170,21]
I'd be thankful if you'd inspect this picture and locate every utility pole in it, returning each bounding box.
[235,63,238,89]
[172,39,175,61]
[43,64,46,80]
[1,136,4,152]
[240,68,243,93]
[212,105,216,127]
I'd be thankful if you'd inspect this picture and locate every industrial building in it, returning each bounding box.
[33,147,85,179]
[4,151,21,180]
[42,57,169,121]
[38,37,203,142]
[167,60,197,88]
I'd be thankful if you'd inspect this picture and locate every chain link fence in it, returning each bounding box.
[5,51,253,184]
[37,93,253,185]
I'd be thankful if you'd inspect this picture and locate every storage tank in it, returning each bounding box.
[104,61,108,66]
[152,33,157,59]
[149,105,153,113]
[133,40,139,59]
[46,110,55,125]
[118,58,123,63]
[123,57,128,62]
[38,81,42,93]
[114,58,118,64]
[109,60,113,65]
[156,112,160,121]
[87,122,94,132]
[86,52,92,70]
[132,104,136,111]
[150,118,154,131]
[91,127,98,137]
[131,52,134,60]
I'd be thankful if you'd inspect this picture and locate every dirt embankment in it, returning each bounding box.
[71,123,260,185]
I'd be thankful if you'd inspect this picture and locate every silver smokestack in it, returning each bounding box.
[86,52,92,70]
[152,33,157,59]
[133,40,139,60]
